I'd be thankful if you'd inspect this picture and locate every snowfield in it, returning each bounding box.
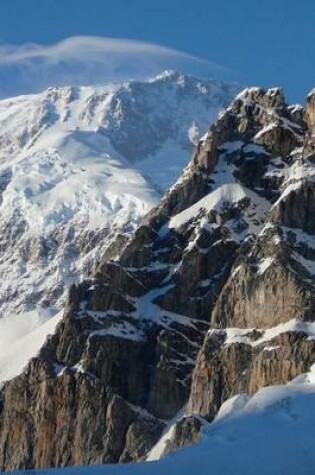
[0,311,62,384]
[12,368,315,475]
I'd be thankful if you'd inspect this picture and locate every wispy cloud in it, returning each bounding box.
[0,36,231,98]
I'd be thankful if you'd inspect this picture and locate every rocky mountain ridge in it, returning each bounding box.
[1,85,315,470]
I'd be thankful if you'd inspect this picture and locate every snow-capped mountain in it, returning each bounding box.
[3,84,315,472]
[0,70,239,377]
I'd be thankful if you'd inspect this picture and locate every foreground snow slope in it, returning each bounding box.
[0,71,239,381]
[0,311,62,383]
[15,371,315,475]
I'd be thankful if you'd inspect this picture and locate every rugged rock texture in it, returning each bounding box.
[211,228,315,329]
[1,86,315,470]
[188,330,315,420]
[270,182,315,233]
[163,415,204,456]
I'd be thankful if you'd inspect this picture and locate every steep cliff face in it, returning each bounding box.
[188,328,315,419]
[1,85,315,470]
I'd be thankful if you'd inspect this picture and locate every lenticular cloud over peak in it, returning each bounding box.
[0,36,228,99]
[0,36,196,62]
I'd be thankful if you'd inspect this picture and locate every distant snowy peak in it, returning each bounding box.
[0,71,240,233]
[0,71,239,161]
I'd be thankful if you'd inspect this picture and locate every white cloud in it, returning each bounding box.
[0,36,230,98]
[0,36,192,63]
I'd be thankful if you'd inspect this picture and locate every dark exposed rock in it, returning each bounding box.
[120,413,165,462]
[145,167,210,230]
[212,259,315,328]
[255,123,299,157]
[163,415,204,457]
[270,181,315,234]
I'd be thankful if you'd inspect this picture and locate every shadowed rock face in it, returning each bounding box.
[162,415,204,457]
[2,86,315,470]
[270,182,315,233]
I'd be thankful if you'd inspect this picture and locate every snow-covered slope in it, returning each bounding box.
[12,369,315,475]
[0,311,62,383]
[0,70,239,379]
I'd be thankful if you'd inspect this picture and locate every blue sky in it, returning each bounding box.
[0,0,314,102]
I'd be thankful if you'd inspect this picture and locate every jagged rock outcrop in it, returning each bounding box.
[211,227,315,329]
[162,415,204,456]
[270,181,315,233]
[1,85,315,470]
[188,329,315,420]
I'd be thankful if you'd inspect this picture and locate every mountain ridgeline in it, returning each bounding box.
[1,85,315,470]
